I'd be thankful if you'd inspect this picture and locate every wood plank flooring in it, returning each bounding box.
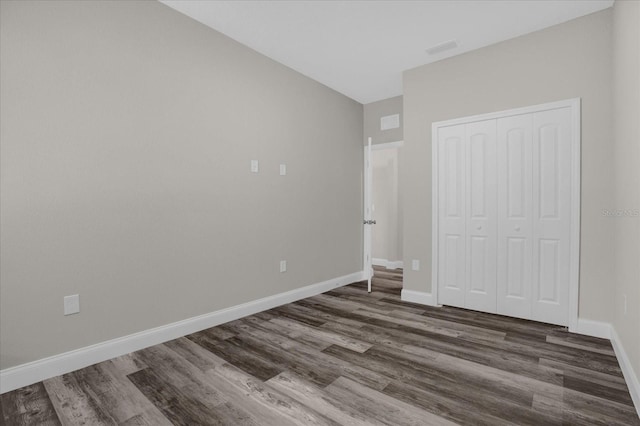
[2,267,639,425]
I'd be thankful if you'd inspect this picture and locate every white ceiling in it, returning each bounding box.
[160,0,614,104]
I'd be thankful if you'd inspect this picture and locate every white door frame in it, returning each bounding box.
[363,140,404,292]
[364,137,373,292]
[431,98,581,332]
[371,140,404,151]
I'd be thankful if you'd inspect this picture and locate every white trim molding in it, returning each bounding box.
[0,271,365,394]
[611,327,640,418]
[431,98,581,128]
[371,140,404,150]
[567,99,582,332]
[372,258,404,270]
[401,289,440,307]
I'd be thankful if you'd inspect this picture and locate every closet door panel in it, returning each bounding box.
[437,124,466,308]
[506,237,527,297]
[532,107,572,326]
[465,120,497,313]
[497,115,533,319]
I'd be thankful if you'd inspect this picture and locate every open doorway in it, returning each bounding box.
[364,140,404,293]
[372,145,403,270]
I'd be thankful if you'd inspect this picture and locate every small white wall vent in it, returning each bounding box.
[380,114,400,131]
[425,39,459,55]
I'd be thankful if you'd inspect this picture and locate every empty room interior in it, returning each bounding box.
[1,0,639,424]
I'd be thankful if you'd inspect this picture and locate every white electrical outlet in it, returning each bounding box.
[411,259,420,271]
[64,294,80,316]
[251,160,259,173]
[280,260,287,273]
[279,164,287,176]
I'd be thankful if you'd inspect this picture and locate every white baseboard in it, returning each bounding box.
[572,318,611,339]
[610,326,640,418]
[372,258,404,270]
[0,270,365,394]
[400,289,439,307]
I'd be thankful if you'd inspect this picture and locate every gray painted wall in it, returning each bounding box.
[0,0,363,369]
[402,10,614,323]
[612,0,640,377]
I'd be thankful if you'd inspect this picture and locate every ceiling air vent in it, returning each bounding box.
[425,39,459,55]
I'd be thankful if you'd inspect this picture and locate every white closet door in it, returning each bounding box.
[464,120,497,313]
[531,107,572,326]
[437,124,466,308]
[497,114,534,319]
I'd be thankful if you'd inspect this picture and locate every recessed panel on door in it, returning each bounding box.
[508,130,526,218]
[506,237,527,297]
[470,137,486,217]
[539,126,560,219]
[446,140,461,218]
[465,120,497,314]
[444,235,463,290]
[532,108,572,326]
[469,236,488,292]
[438,125,466,308]
[538,239,560,303]
[497,115,533,319]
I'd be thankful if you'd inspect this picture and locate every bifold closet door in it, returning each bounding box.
[437,124,466,308]
[497,114,534,320]
[531,107,572,326]
[437,121,497,311]
[496,108,572,325]
[436,103,575,326]
[464,120,497,313]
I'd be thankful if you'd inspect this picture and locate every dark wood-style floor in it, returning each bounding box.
[2,267,639,425]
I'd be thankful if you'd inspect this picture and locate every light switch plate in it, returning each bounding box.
[64,294,80,315]
[279,164,287,176]
[411,260,420,271]
[280,260,287,273]
[251,160,259,173]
